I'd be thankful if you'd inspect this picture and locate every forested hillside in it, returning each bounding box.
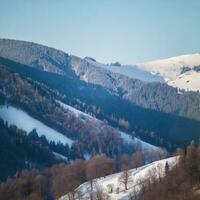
[0,65,165,181]
[70,55,200,121]
[1,39,200,122]
[1,56,200,151]
[0,39,200,199]
[1,144,200,200]
[135,143,200,200]
[0,119,64,181]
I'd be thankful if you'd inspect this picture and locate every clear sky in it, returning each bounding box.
[0,0,200,64]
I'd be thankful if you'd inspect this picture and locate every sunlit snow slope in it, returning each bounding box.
[137,53,200,91]
[0,105,73,146]
[85,54,200,91]
[85,58,164,82]
[59,156,178,200]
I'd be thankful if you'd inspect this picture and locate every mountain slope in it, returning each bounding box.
[1,39,200,121]
[70,54,200,121]
[0,65,160,158]
[83,57,165,82]
[0,105,73,146]
[137,53,200,91]
[0,38,69,75]
[3,56,200,150]
[0,118,63,181]
[1,39,200,150]
[59,156,178,200]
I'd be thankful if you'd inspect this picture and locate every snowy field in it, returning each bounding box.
[168,71,200,91]
[0,105,73,146]
[59,156,178,200]
[137,53,200,91]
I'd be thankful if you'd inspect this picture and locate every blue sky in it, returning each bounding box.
[0,0,200,64]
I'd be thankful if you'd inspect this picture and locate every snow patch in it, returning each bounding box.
[85,58,164,82]
[0,105,73,146]
[53,152,68,162]
[120,131,158,150]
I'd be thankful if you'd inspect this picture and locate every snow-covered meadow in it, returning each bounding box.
[0,105,73,146]
[137,53,200,91]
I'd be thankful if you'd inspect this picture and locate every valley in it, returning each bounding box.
[1,1,200,199]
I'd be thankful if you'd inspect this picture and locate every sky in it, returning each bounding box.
[0,0,200,64]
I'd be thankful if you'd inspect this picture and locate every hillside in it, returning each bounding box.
[0,65,166,180]
[0,38,69,75]
[59,157,178,200]
[137,53,200,91]
[0,39,200,122]
[1,40,200,151]
[70,54,200,121]
[1,1,200,200]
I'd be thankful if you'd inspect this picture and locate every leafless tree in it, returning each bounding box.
[118,169,132,190]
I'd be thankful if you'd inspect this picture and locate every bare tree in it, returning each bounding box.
[118,169,132,190]
[86,155,115,198]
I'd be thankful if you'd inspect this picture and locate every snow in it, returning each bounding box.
[86,54,200,92]
[84,153,91,161]
[137,53,200,91]
[58,156,178,200]
[168,71,200,91]
[85,58,164,82]
[119,131,158,150]
[56,100,92,118]
[57,100,158,150]
[53,152,68,162]
[0,105,73,146]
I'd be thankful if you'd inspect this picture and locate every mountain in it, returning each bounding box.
[0,38,200,200]
[136,53,200,91]
[1,39,200,151]
[70,55,200,121]
[0,65,164,180]
[1,39,200,121]
[0,38,69,75]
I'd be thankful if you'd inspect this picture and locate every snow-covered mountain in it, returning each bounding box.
[84,58,164,83]
[85,53,200,91]
[59,156,178,200]
[0,39,199,92]
[136,53,200,91]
